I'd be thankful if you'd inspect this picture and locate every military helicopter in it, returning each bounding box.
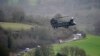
[50,14,76,29]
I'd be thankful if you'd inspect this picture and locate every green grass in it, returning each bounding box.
[53,35,100,56]
[0,22,33,31]
[23,35,100,56]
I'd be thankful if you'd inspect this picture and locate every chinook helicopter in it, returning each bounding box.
[50,14,76,29]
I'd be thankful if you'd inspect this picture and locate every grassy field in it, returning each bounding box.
[53,35,100,56]
[0,22,33,31]
[23,35,100,56]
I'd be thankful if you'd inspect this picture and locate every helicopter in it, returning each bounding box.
[50,14,76,29]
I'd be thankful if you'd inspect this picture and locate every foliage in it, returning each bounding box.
[0,26,8,48]
[58,46,86,56]
[35,45,55,56]
[11,10,25,22]
[0,27,9,56]
[94,20,100,35]
[0,44,9,56]
[0,10,5,22]
[23,49,35,56]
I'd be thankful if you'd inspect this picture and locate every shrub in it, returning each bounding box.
[57,46,87,56]
[35,45,55,56]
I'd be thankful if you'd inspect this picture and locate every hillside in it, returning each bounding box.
[1,22,100,56]
[0,22,33,31]
[53,35,100,56]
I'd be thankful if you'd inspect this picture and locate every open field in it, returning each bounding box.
[0,22,33,31]
[53,35,100,56]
